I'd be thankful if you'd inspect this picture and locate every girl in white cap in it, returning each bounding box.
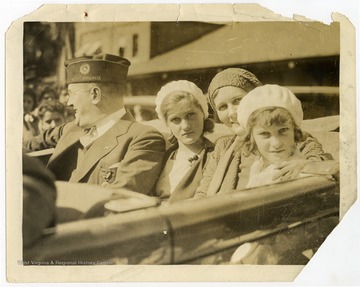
[195,69,330,197]
[154,80,214,202]
[238,84,338,188]
[226,84,339,265]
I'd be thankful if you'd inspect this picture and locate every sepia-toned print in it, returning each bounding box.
[6,4,357,283]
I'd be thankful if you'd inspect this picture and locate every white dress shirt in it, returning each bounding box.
[80,108,126,149]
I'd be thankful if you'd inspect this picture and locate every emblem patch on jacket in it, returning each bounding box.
[99,166,118,185]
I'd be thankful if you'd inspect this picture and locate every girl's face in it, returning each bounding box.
[213,86,247,134]
[252,121,296,166]
[40,111,65,131]
[166,101,204,147]
[23,95,35,113]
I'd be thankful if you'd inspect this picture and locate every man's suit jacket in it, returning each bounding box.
[26,111,166,195]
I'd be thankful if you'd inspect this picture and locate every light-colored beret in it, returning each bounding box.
[155,80,209,122]
[237,84,303,130]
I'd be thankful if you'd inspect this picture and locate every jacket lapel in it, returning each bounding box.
[168,138,214,201]
[168,150,204,201]
[70,113,134,182]
[47,128,85,167]
[207,135,243,196]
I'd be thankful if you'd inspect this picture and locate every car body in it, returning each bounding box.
[24,111,340,265]
[24,175,339,265]
[124,95,158,121]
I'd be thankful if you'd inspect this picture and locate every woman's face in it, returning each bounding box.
[166,101,204,146]
[252,121,296,166]
[23,95,35,113]
[213,86,248,134]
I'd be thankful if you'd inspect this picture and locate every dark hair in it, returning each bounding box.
[38,100,65,119]
[23,88,38,111]
[39,87,58,102]
[242,107,305,156]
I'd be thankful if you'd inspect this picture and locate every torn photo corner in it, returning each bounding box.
[5,3,358,284]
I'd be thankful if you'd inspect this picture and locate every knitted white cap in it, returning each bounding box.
[155,80,209,122]
[237,84,303,130]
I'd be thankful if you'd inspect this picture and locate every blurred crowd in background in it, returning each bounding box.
[23,81,75,142]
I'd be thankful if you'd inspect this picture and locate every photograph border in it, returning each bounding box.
[3,2,359,284]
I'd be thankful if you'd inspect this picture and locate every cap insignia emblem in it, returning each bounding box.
[79,63,90,75]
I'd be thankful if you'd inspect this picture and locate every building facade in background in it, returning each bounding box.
[24,21,340,119]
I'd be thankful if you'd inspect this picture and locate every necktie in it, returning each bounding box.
[80,126,98,148]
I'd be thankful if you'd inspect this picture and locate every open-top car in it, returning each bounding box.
[24,114,339,265]
[24,175,339,265]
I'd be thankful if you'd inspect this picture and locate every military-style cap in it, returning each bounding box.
[65,53,131,85]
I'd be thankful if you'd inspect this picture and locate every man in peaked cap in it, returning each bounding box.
[25,54,165,195]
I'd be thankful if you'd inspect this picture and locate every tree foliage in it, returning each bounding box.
[24,22,74,79]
